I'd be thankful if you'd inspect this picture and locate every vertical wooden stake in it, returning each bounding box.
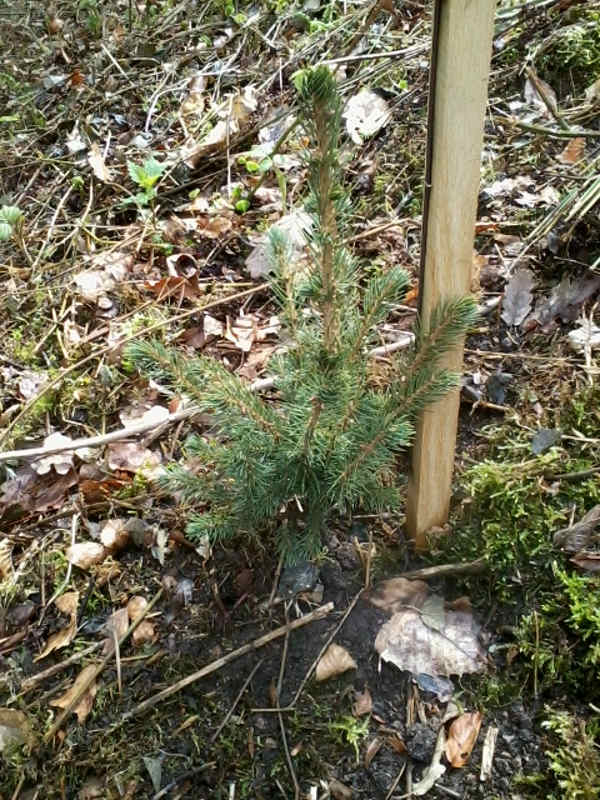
[405,0,496,549]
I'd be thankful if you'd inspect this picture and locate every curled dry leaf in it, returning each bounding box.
[132,620,156,647]
[127,595,148,621]
[50,663,98,723]
[107,441,161,474]
[558,136,585,165]
[66,541,107,570]
[0,538,13,581]
[103,607,129,655]
[367,577,429,614]
[445,711,483,767]
[315,643,357,682]
[100,519,130,552]
[34,591,79,661]
[364,736,383,768]
[343,88,391,145]
[88,142,113,182]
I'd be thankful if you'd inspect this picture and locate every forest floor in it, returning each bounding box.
[1,0,600,798]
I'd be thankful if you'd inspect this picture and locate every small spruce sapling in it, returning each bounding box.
[125,67,477,563]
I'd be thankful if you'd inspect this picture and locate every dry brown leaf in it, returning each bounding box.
[446,711,483,767]
[352,688,373,717]
[50,663,98,723]
[180,72,206,118]
[0,538,13,581]
[34,591,79,661]
[315,643,357,682]
[88,143,113,182]
[558,136,585,165]
[127,595,148,621]
[145,275,203,302]
[66,541,107,570]
[103,607,129,655]
[374,600,487,679]
[364,736,383,768]
[107,441,161,474]
[1,466,78,514]
[194,214,233,239]
[367,577,429,614]
[132,620,156,647]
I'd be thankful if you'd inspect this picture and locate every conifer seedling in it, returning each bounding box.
[125,66,477,563]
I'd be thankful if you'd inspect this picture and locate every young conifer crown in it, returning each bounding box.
[125,66,477,563]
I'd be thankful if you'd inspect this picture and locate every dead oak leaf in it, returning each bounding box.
[34,591,79,661]
[446,711,483,767]
[50,663,98,723]
[316,644,357,682]
[558,137,585,165]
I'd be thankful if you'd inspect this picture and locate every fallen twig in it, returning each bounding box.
[122,602,334,722]
[211,659,264,743]
[0,334,413,463]
[290,590,362,708]
[21,642,102,693]
[396,558,487,580]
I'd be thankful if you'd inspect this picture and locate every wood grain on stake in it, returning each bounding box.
[406,0,496,547]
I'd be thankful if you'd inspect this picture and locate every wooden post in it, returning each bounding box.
[405,0,495,549]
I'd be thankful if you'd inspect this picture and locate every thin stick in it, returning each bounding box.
[1,333,414,463]
[211,659,264,743]
[364,529,373,590]
[152,764,216,800]
[290,591,361,707]
[269,553,285,607]
[546,465,600,481]
[277,603,300,800]
[122,602,333,722]
[44,587,164,742]
[21,642,101,693]
[394,558,486,580]
[43,513,79,611]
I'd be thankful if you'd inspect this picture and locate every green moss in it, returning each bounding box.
[442,386,600,698]
[543,709,600,800]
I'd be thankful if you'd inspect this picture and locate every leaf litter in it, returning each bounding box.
[1,1,599,797]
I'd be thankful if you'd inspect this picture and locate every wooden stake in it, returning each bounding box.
[406,0,495,549]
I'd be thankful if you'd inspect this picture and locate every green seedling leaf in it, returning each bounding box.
[259,157,273,173]
[142,157,166,184]
[245,160,260,173]
[0,222,12,241]
[0,205,23,226]
[235,199,250,213]
[127,160,147,187]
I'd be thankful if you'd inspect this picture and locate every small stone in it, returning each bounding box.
[278,561,319,597]
[404,722,437,763]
